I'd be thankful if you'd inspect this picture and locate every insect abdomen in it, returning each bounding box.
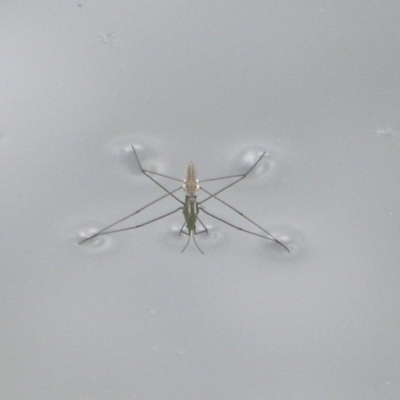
[183,196,199,233]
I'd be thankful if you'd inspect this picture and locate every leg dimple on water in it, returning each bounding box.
[163,223,225,252]
[197,224,224,244]
[109,138,164,176]
[234,147,274,178]
[168,224,187,237]
[78,227,112,249]
[263,226,305,258]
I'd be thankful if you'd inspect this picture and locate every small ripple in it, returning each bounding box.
[77,226,113,250]
[375,126,400,148]
[196,223,225,247]
[109,138,165,176]
[233,147,276,179]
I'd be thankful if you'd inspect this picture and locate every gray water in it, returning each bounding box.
[1,1,400,399]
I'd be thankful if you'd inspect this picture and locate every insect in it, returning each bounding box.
[79,145,290,254]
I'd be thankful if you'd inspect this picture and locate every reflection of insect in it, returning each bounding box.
[79,145,289,254]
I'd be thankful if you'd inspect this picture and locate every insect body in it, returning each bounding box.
[79,145,289,254]
[181,162,205,253]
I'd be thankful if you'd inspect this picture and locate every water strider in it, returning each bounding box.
[79,145,290,254]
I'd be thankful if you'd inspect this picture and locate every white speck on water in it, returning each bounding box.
[97,32,117,45]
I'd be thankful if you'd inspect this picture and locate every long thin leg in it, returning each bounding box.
[201,173,248,183]
[199,187,288,251]
[132,145,184,204]
[197,217,209,234]
[143,170,182,182]
[198,151,267,205]
[79,187,182,244]
[133,147,261,184]
[180,218,208,236]
[84,207,182,238]
[200,207,290,252]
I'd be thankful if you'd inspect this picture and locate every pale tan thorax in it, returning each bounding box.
[183,162,199,197]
